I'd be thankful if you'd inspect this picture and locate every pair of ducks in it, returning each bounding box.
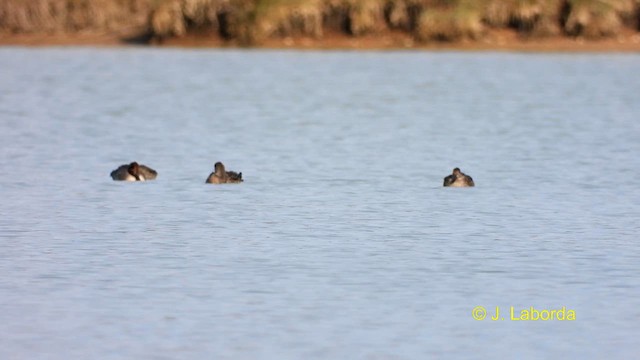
[111,162,474,187]
[110,161,243,184]
[443,167,475,187]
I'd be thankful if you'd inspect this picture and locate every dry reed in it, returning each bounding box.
[1,0,639,43]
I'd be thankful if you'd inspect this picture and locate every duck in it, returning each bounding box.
[206,162,243,184]
[443,167,474,187]
[110,162,157,181]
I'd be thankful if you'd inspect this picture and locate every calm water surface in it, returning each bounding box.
[1,48,639,359]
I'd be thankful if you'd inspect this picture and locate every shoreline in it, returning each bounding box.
[2,31,640,53]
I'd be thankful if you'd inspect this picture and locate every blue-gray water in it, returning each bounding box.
[1,48,639,359]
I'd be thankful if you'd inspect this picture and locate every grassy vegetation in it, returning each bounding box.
[482,0,561,35]
[253,0,323,39]
[1,0,639,43]
[416,0,484,41]
[562,0,633,37]
[0,0,151,33]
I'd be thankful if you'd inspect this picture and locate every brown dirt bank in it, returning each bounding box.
[2,29,640,52]
[2,0,640,52]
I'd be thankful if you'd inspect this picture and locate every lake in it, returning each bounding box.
[0,47,639,359]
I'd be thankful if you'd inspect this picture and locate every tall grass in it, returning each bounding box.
[561,0,636,37]
[0,0,150,33]
[1,0,639,42]
[416,0,484,41]
[482,0,562,36]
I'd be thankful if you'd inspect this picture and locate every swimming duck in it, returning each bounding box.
[110,162,157,181]
[206,162,243,184]
[443,167,474,187]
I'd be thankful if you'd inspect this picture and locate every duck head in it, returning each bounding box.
[128,162,141,181]
[214,162,226,176]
